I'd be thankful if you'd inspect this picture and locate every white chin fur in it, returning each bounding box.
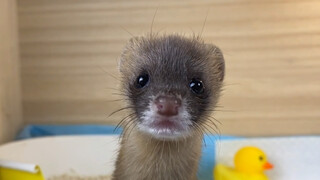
[137,97,192,140]
[137,123,191,140]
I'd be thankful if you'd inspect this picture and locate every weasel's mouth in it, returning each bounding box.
[138,116,192,140]
[151,119,181,130]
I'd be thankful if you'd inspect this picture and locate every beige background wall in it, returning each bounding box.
[0,0,22,143]
[17,0,320,136]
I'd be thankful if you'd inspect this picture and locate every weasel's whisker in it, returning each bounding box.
[192,122,206,146]
[201,121,221,140]
[99,66,121,82]
[203,114,222,125]
[203,116,221,130]
[126,119,138,139]
[150,7,158,36]
[111,92,127,96]
[200,8,210,38]
[106,98,130,103]
[120,117,136,139]
[108,106,134,117]
[114,112,136,133]
[205,108,235,113]
[105,87,121,92]
[120,25,135,37]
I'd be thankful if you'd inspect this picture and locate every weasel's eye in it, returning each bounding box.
[136,74,149,88]
[189,79,204,94]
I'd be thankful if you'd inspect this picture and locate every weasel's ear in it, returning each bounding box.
[205,44,225,82]
[118,37,142,73]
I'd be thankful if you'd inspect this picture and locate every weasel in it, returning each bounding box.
[112,34,225,180]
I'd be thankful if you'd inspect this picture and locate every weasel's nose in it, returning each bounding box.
[154,95,181,116]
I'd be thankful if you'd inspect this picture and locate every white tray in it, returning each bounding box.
[0,135,120,178]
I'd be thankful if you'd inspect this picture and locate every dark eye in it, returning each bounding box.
[189,79,204,94]
[259,156,264,161]
[136,73,149,88]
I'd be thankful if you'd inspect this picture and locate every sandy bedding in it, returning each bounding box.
[48,175,112,180]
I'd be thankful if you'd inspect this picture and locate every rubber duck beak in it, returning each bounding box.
[263,162,273,170]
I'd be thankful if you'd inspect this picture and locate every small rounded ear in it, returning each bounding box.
[205,44,225,82]
[118,37,141,73]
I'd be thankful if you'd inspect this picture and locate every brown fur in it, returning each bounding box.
[113,130,202,180]
[112,34,225,180]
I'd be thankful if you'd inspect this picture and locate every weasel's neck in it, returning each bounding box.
[113,129,203,180]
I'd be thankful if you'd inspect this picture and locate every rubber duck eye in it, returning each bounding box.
[189,79,204,94]
[259,156,264,161]
[136,73,149,88]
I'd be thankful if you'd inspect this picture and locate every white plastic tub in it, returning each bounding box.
[0,136,120,179]
[1,135,320,180]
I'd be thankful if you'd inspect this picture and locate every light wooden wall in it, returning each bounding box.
[0,0,23,143]
[18,0,320,136]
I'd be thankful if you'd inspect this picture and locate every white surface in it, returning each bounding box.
[0,135,120,178]
[215,137,320,180]
[0,160,39,173]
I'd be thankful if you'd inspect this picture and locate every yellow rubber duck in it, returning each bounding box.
[214,146,273,180]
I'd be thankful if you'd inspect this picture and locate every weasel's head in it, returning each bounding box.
[119,34,225,140]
